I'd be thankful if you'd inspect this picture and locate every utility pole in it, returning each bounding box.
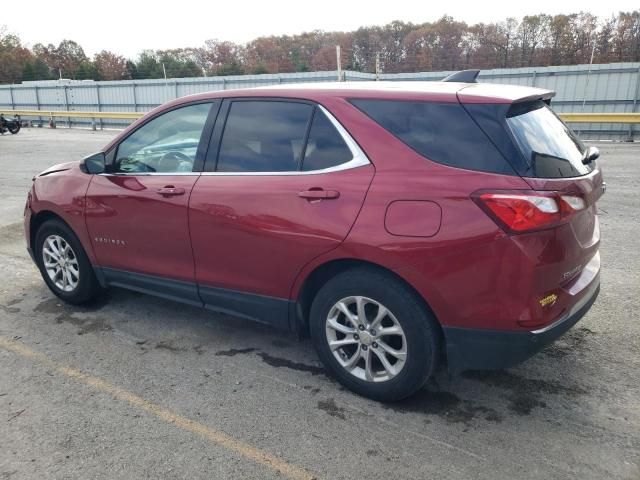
[578,37,597,136]
[162,63,170,101]
[582,41,596,111]
[336,45,342,82]
[375,53,381,81]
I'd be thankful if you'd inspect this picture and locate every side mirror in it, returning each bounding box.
[582,146,600,165]
[81,152,106,174]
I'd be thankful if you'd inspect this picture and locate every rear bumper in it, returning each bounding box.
[443,274,600,373]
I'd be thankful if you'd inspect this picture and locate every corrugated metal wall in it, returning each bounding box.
[1,63,639,139]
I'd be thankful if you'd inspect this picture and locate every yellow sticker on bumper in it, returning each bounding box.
[539,293,558,307]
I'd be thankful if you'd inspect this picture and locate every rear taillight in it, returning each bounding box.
[473,190,585,233]
[559,195,586,212]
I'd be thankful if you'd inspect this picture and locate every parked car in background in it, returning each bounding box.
[24,72,604,400]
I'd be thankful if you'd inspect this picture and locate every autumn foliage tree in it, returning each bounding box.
[1,10,640,84]
[0,27,34,83]
[32,40,87,78]
[93,51,129,80]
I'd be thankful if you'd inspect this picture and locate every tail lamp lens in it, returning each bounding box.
[475,192,586,233]
[559,195,586,212]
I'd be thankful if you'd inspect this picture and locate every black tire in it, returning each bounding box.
[309,267,440,401]
[34,219,102,304]
[8,124,20,134]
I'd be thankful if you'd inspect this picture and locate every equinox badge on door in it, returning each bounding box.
[94,237,126,246]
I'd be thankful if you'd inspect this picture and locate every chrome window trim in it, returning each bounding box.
[203,104,370,176]
[99,171,199,177]
[100,105,370,177]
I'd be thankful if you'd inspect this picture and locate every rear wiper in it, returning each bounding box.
[582,146,600,165]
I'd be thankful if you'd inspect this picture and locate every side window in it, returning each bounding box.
[115,103,211,173]
[216,101,313,172]
[350,99,513,175]
[301,110,353,171]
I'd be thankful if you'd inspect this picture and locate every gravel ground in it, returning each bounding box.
[0,128,638,480]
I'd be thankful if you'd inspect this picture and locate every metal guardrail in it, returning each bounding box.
[561,113,640,123]
[2,109,640,124]
[4,109,143,120]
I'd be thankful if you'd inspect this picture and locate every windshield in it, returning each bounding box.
[507,101,593,178]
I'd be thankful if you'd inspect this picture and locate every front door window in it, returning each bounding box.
[115,103,211,173]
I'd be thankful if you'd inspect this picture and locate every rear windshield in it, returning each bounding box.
[350,99,514,175]
[506,101,593,178]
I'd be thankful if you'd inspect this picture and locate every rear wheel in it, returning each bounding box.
[309,268,440,401]
[35,219,102,304]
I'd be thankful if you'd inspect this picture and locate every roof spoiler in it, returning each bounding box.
[513,91,556,104]
[442,69,480,83]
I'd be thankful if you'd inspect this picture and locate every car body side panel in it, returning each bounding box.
[84,174,199,283]
[189,165,375,300]
[290,166,534,333]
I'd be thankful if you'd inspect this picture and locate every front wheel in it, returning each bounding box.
[8,123,20,134]
[34,219,102,304]
[309,268,440,401]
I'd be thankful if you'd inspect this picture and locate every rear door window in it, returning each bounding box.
[350,99,514,175]
[302,110,353,171]
[506,101,592,178]
[216,101,313,172]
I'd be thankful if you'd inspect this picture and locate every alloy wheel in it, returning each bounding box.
[325,296,407,382]
[42,234,80,292]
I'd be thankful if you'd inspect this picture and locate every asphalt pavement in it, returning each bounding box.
[0,128,638,479]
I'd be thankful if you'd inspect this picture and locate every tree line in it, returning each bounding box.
[1,11,639,84]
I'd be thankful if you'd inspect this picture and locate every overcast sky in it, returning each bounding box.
[5,0,638,58]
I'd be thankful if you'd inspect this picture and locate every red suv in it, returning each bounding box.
[24,74,603,400]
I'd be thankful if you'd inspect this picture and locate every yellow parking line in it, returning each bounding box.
[0,336,316,480]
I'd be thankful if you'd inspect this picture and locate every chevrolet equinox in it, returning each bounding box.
[24,72,603,400]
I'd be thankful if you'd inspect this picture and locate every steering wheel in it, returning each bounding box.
[161,151,191,162]
[158,151,192,172]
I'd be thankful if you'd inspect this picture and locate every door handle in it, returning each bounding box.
[157,186,186,196]
[298,189,340,200]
